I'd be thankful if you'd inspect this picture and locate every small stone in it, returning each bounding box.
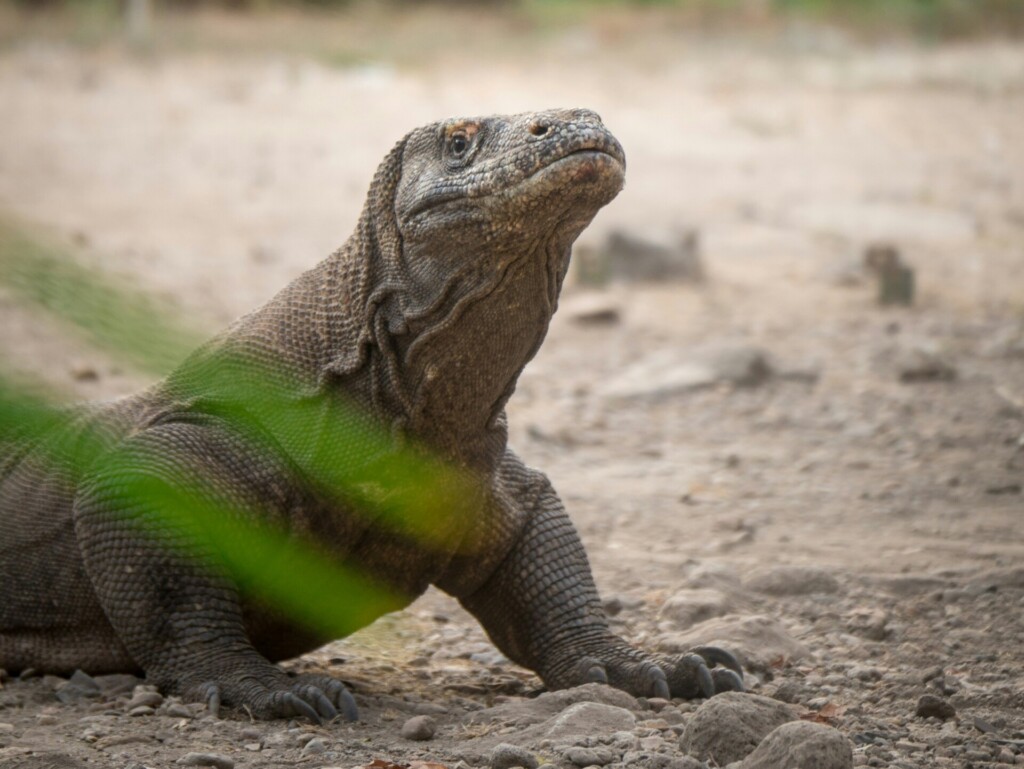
[239,727,261,741]
[36,715,59,725]
[844,607,889,641]
[175,753,234,769]
[0,723,14,733]
[401,714,437,741]
[127,689,164,709]
[243,743,261,752]
[301,737,326,756]
[128,705,155,717]
[56,670,102,704]
[489,743,540,769]
[563,746,616,766]
[915,694,956,721]
[164,703,192,718]
[69,363,100,382]
[659,588,733,626]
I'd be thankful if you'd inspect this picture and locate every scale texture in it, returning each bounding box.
[0,109,742,721]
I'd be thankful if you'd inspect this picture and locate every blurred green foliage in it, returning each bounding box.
[7,0,1024,38]
[0,217,478,638]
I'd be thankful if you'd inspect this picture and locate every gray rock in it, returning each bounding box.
[602,346,773,400]
[915,694,956,720]
[175,754,234,769]
[401,714,437,741]
[659,588,733,627]
[844,607,889,641]
[561,293,622,325]
[489,743,540,769]
[468,683,639,729]
[656,614,809,671]
[546,702,637,739]
[564,746,617,766]
[744,566,840,596]
[680,692,797,765]
[301,737,326,756]
[740,721,853,769]
[126,689,164,710]
[55,670,101,704]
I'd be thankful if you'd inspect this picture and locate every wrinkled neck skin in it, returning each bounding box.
[380,231,573,469]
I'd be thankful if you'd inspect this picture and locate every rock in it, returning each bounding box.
[915,695,956,720]
[92,673,141,696]
[563,746,617,766]
[740,721,853,769]
[659,588,733,627]
[561,293,621,325]
[844,607,889,641]
[401,715,437,741]
[545,702,636,739]
[602,346,773,400]
[55,670,101,704]
[656,614,809,671]
[489,743,539,769]
[164,703,193,718]
[894,344,956,383]
[301,737,326,756]
[744,566,840,596]
[127,689,164,709]
[128,705,155,716]
[175,754,234,769]
[575,228,703,286]
[468,683,639,728]
[679,692,797,765]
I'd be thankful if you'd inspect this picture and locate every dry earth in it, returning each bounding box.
[1,13,1023,769]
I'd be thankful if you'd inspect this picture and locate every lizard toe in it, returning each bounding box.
[711,668,745,694]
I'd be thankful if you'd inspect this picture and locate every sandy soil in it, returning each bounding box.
[1,14,1023,769]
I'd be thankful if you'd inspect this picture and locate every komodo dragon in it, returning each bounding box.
[0,109,743,723]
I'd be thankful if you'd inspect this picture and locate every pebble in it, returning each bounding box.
[563,746,616,766]
[164,703,192,718]
[128,705,155,717]
[400,714,437,741]
[55,670,102,704]
[127,689,164,709]
[915,694,956,720]
[489,742,540,769]
[301,737,326,756]
[175,753,234,769]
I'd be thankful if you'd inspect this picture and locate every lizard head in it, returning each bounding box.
[393,109,625,268]
[354,109,625,453]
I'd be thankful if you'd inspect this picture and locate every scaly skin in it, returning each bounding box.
[0,110,743,722]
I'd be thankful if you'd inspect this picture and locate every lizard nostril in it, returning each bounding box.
[529,122,549,137]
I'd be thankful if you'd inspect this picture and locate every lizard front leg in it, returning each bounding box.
[73,421,357,723]
[453,454,744,699]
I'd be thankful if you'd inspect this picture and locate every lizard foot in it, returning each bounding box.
[571,645,743,700]
[193,673,358,724]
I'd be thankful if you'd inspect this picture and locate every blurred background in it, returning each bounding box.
[1,0,1022,548]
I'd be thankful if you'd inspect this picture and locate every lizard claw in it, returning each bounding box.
[643,663,671,700]
[199,682,221,719]
[578,657,609,685]
[296,684,338,722]
[278,691,322,724]
[692,646,744,679]
[711,668,745,693]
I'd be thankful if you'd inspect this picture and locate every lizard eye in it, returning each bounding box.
[450,132,470,156]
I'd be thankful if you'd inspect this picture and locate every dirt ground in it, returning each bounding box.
[1,10,1023,769]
